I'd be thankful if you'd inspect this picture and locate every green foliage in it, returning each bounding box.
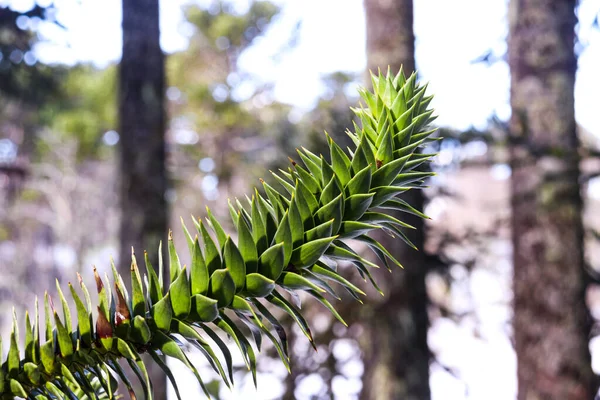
[166,1,282,183]
[37,65,117,160]
[185,1,278,48]
[0,68,437,399]
[0,5,64,105]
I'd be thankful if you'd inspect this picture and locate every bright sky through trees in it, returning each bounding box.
[3,0,599,135]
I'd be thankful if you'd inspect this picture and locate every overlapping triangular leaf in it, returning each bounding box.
[0,68,436,400]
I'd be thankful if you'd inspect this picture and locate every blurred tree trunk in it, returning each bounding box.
[364,0,415,74]
[119,0,168,398]
[360,1,430,400]
[508,1,596,398]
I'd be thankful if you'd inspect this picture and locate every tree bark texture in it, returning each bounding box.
[364,0,415,74]
[119,0,168,398]
[508,1,596,398]
[361,1,430,399]
[119,0,167,278]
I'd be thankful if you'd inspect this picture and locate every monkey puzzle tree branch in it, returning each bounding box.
[0,68,437,400]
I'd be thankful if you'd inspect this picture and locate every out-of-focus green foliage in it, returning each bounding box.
[168,1,279,124]
[0,4,66,164]
[167,1,280,182]
[39,66,117,160]
[0,5,64,105]
[186,1,278,47]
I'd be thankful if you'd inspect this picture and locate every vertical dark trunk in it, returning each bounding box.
[282,327,298,400]
[364,0,415,74]
[509,1,596,398]
[360,1,430,399]
[119,0,167,398]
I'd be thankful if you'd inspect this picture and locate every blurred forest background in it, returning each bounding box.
[1,0,600,399]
